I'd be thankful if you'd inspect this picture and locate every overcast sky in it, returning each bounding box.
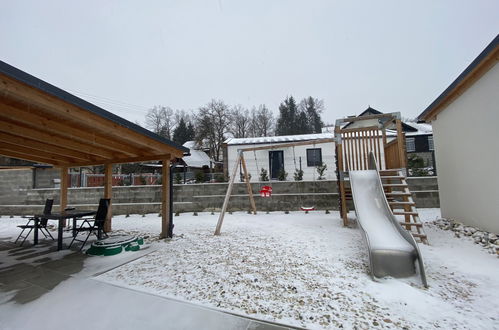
[1,1,498,126]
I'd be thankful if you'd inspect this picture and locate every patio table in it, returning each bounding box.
[33,210,97,250]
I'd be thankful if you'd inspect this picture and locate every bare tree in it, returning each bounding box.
[145,106,176,139]
[298,97,324,133]
[250,104,274,137]
[229,105,251,138]
[174,109,193,125]
[195,99,230,162]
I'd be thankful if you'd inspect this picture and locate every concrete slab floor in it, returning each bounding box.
[0,238,301,330]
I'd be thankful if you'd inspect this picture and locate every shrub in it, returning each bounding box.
[316,163,327,180]
[293,169,304,181]
[174,173,182,184]
[214,173,226,182]
[408,154,432,177]
[239,172,252,182]
[259,168,269,181]
[195,172,205,183]
[277,168,287,181]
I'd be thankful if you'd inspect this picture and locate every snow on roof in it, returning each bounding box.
[182,141,212,168]
[404,122,433,136]
[225,133,335,145]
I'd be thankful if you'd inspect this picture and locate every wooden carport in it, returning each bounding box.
[0,60,188,238]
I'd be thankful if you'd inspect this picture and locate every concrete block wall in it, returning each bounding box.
[0,170,32,205]
[33,168,60,188]
[0,177,439,216]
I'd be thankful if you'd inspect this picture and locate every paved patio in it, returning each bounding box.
[0,236,299,330]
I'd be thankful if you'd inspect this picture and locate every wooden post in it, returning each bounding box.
[335,127,348,226]
[240,154,257,214]
[382,127,388,169]
[104,163,113,232]
[59,167,68,226]
[395,119,407,170]
[160,157,171,239]
[60,166,68,222]
[215,151,242,235]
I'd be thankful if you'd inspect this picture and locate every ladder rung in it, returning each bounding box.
[385,192,411,196]
[399,222,423,227]
[393,211,419,216]
[389,201,416,205]
[411,233,427,238]
[381,177,405,180]
[379,168,403,173]
[383,183,408,187]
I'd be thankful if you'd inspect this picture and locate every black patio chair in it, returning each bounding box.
[15,198,54,246]
[69,198,110,251]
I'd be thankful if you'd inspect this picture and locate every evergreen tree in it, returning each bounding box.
[172,117,189,145]
[297,111,309,134]
[186,122,195,141]
[276,96,299,136]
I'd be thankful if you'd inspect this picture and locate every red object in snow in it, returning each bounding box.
[259,185,272,197]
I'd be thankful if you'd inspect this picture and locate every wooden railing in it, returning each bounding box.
[340,126,384,171]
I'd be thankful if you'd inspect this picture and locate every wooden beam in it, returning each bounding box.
[0,131,97,161]
[0,149,69,166]
[103,163,113,232]
[160,158,171,239]
[0,104,141,158]
[240,154,257,215]
[0,120,119,159]
[0,106,144,157]
[338,113,399,124]
[240,138,335,153]
[215,151,241,235]
[340,125,380,134]
[1,77,184,157]
[64,154,179,168]
[0,141,84,164]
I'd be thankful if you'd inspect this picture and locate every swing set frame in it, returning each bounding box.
[214,137,335,235]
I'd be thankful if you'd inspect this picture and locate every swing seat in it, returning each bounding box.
[259,186,272,197]
[300,206,315,211]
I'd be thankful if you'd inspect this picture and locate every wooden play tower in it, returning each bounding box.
[335,112,428,244]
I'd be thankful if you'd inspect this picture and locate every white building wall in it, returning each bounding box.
[432,62,499,233]
[226,142,336,181]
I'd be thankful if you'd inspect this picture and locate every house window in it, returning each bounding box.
[428,136,434,151]
[406,138,415,152]
[307,148,322,166]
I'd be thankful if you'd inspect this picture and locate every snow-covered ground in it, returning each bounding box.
[99,210,498,329]
[1,210,498,329]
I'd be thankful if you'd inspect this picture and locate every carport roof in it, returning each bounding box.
[0,60,188,167]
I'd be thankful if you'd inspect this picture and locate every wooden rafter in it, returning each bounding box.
[0,99,147,157]
[1,75,184,159]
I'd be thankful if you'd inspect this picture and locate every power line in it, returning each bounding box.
[66,88,152,114]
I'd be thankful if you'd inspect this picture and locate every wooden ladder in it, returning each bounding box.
[379,169,428,244]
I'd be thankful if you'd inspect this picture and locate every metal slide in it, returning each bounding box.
[349,153,428,287]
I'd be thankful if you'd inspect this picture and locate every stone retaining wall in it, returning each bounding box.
[0,177,439,215]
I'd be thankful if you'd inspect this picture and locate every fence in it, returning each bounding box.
[68,173,162,187]
[68,172,226,187]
